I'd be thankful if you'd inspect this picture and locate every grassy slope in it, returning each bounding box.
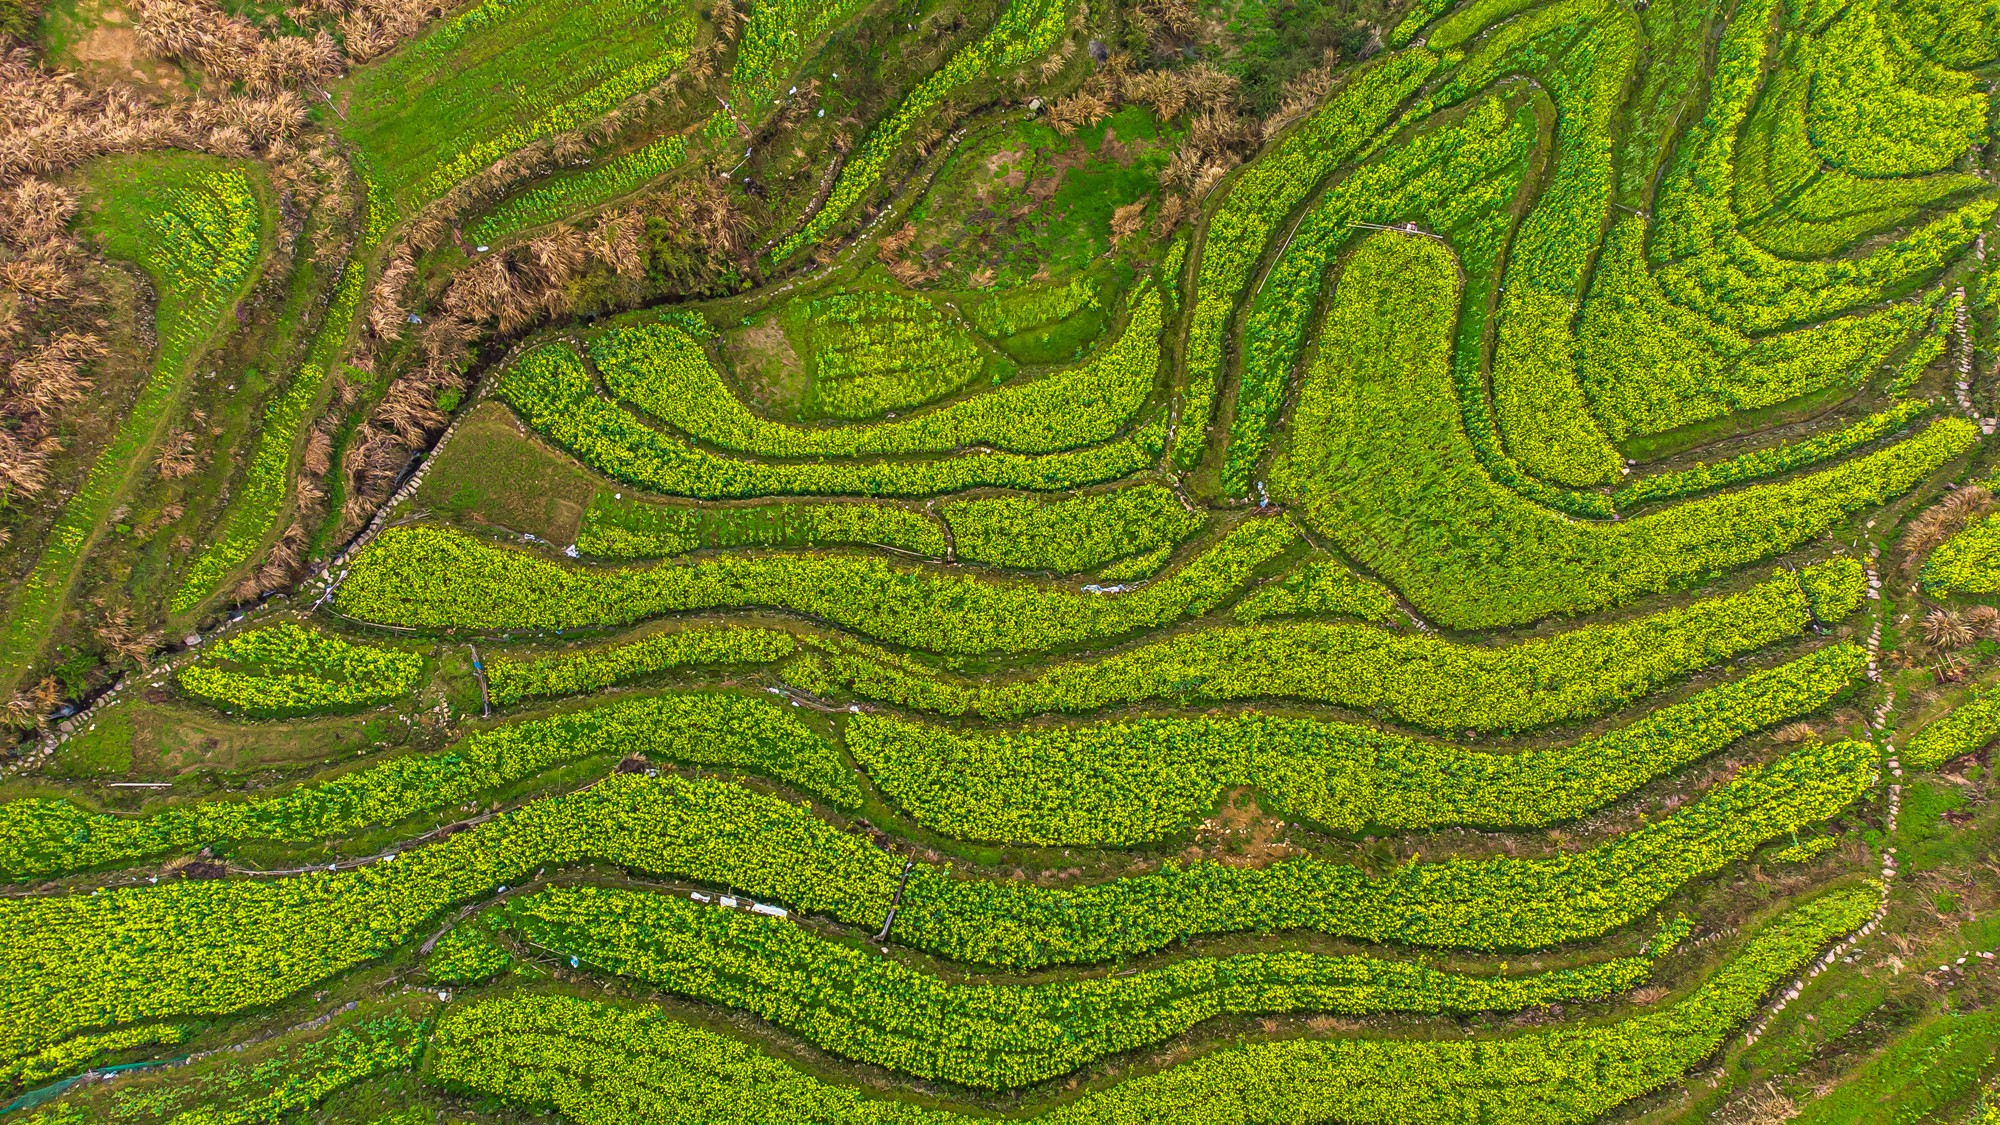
[335,0,699,216]
[0,154,270,697]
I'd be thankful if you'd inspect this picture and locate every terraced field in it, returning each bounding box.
[3,0,2000,1120]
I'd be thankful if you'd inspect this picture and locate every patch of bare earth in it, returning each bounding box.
[1182,787,1303,868]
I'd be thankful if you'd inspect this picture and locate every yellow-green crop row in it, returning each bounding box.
[577,494,949,559]
[18,1009,426,1125]
[1907,685,2000,770]
[427,888,1874,1124]
[495,338,1166,497]
[942,483,1201,572]
[1183,48,1434,472]
[1423,2,1632,489]
[0,639,1862,871]
[409,15,697,201]
[1579,219,1933,441]
[1268,231,1973,630]
[333,518,1296,656]
[1921,512,2000,596]
[1649,0,1994,334]
[789,561,1862,728]
[1614,399,1936,509]
[0,741,1866,1059]
[790,289,1002,419]
[1800,0,1989,180]
[594,284,1159,457]
[469,134,688,244]
[499,882,1679,1088]
[177,623,424,717]
[775,0,1071,257]
[0,689,854,880]
[175,262,366,612]
[484,626,796,704]
[1,1023,186,1088]
[846,644,1865,844]
[1233,557,1396,622]
[0,163,265,687]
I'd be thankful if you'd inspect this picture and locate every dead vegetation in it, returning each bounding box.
[0,54,311,182]
[1037,54,1276,239]
[335,208,672,547]
[1910,603,2000,682]
[134,0,343,95]
[0,175,108,502]
[1902,485,1992,576]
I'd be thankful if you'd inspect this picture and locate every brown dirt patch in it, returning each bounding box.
[1182,787,1304,869]
[68,4,185,88]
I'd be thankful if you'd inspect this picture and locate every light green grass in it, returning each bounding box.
[337,0,697,214]
[466,135,688,244]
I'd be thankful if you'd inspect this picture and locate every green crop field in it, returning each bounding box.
[6,0,2000,1120]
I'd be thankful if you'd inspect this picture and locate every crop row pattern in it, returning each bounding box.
[428,889,1873,1124]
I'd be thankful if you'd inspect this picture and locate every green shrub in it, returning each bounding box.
[0,0,31,41]
[845,644,1866,843]
[176,623,424,717]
